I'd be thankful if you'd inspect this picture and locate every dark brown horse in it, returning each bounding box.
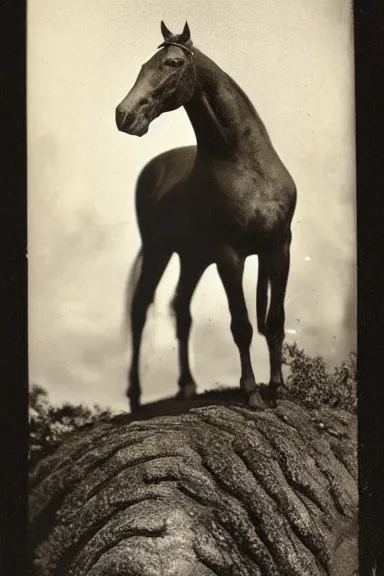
[116,22,297,412]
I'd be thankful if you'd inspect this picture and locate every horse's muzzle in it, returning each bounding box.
[115,105,133,131]
[115,106,148,136]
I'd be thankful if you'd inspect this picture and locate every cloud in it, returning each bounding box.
[28,0,356,409]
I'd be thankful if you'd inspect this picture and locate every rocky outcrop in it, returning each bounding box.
[29,399,358,576]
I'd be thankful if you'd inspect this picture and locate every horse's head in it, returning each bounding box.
[116,21,196,136]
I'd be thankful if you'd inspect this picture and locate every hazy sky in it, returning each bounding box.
[28,0,356,411]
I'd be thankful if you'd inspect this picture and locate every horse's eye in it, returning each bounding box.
[164,58,183,68]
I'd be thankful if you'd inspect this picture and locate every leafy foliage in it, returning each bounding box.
[29,385,113,469]
[282,342,357,413]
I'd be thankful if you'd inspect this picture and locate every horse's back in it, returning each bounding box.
[135,146,196,237]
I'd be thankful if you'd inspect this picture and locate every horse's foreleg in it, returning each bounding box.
[129,245,171,412]
[171,257,205,400]
[256,255,268,335]
[264,234,291,407]
[217,248,266,409]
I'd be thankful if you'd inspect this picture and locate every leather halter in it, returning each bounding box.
[157,41,194,56]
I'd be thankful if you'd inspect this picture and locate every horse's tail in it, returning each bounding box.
[122,248,143,340]
[256,259,269,335]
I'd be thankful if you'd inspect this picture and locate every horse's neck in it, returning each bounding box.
[184,49,272,159]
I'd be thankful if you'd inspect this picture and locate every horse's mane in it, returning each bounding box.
[224,73,272,145]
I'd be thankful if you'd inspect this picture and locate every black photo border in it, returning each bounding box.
[354,1,384,573]
[0,0,28,575]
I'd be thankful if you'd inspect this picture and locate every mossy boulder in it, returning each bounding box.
[29,398,357,576]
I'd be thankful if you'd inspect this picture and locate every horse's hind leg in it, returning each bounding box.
[217,247,267,409]
[128,244,171,412]
[263,233,291,407]
[171,256,206,400]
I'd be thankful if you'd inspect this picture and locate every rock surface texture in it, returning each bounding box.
[29,400,358,576]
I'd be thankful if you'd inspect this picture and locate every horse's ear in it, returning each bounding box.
[161,20,172,39]
[180,21,191,42]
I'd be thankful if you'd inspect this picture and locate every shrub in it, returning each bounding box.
[282,342,357,413]
[29,385,113,470]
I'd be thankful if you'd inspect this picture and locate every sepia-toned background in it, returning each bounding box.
[28,0,356,411]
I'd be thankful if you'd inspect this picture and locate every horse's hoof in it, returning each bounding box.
[240,376,258,395]
[130,404,142,414]
[175,382,197,401]
[248,389,268,410]
[275,383,290,400]
[263,382,289,408]
[128,396,142,413]
[269,396,278,409]
[259,383,278,408]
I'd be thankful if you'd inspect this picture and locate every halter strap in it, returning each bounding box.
[157,41,194,56]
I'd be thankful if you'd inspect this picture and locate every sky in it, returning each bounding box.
[28,0,356,412]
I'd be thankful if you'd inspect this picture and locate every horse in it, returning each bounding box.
[116,21,297,413]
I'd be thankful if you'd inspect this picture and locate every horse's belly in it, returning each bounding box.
[211,190,293,248]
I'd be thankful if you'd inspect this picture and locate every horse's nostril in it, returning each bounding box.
[138,98,149,107]
[116,106,133,129]
[116,107,125,120]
